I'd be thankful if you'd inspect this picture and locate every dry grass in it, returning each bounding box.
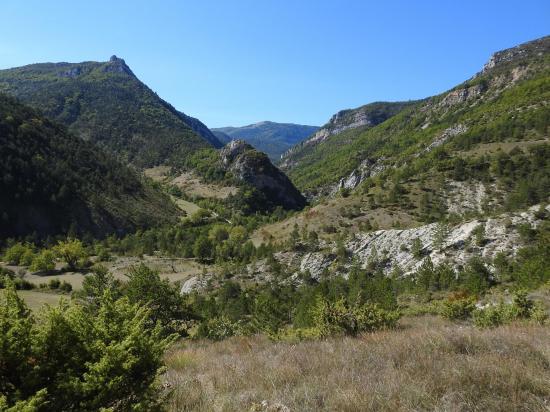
[250,195,418,246]
[16,290,64,311]
[4,255,205,291]
[164,316,550,411]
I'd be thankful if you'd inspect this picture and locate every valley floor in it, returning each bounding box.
[163,316,550,411]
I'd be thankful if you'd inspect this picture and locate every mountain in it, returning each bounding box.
[213,121,319,161]
[0,92,180,238]
[280,101,417,170]
[220,140,306,210]
[0,55,222,168]
[281,35,550,199]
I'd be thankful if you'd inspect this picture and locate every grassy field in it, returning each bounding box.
[163,316,550,411]
[16,290,65,311]
[5,255,206,292]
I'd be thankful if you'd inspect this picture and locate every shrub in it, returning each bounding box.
[0,267,15,288]
[530,302,548,324]
[2,242,34,266]
[96,246,112,262]
[59,281,73,293]
[30,249,56,272]
[440,293,476,320]
[472,303,509,328]
[48,278,61,290]
[0,285,174,410]
[473,291,548,328]
[311,297,400,337]
[196,316,243,341]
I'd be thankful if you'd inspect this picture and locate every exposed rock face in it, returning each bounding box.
[422,124,468,153]
[104,55,135,76]
[437,85,483,109]
[332,157,387,194]
[181,205,548,294]
[220,140,306,210]
[343,204,547,278]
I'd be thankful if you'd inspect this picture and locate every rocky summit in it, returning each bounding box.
[220,140,306,210]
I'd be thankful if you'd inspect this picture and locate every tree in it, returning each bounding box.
[433,223,450,251]
[81,265,119,302]
[30,249,56,272]
[53,239,87,270]
[125,264,188,334]
[411,237,423,259]
[193,236,213,263]
[0,284,174,410]
[472,224,486,246]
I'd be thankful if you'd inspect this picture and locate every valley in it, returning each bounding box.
[1,32,549,411]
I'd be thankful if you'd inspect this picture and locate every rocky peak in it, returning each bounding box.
[220,140,306,210]
[104,55,134,76]
[220,139,254,167]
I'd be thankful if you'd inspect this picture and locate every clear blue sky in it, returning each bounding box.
[1,1,548,128]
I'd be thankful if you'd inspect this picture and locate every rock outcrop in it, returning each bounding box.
[220,140,306,210]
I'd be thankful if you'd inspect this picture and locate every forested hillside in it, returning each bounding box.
[0,93,180,238]
[0,56,221,167]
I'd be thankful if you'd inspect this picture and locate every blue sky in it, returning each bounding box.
[1,1,548,128]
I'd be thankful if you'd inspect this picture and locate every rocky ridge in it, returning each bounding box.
[181,204,548,294]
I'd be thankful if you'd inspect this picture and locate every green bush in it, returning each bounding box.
[2,242,34,266]
[472,303,510,327]
[311,297,400,337]
[30,249,56,272]
[196,315,243,341]
[473,290,548,328]
[440,293,476,320]
[59,281,73,293]
[0,283,174,410]
[48,278,61,290]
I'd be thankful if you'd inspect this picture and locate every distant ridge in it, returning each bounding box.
[213,121,318,161]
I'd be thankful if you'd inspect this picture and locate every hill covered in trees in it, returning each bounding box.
[0,56,222,168]
[0,93,180,238]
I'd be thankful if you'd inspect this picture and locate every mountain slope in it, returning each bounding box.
[0,93,180,238]
[282,36,550,198]
[0,55,221,168]
[280,101,417,170]
[213,121,318,160]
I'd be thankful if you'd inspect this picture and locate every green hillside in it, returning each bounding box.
[283,36,550,199]
[0,93,180,238]
[0,56,220,168]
